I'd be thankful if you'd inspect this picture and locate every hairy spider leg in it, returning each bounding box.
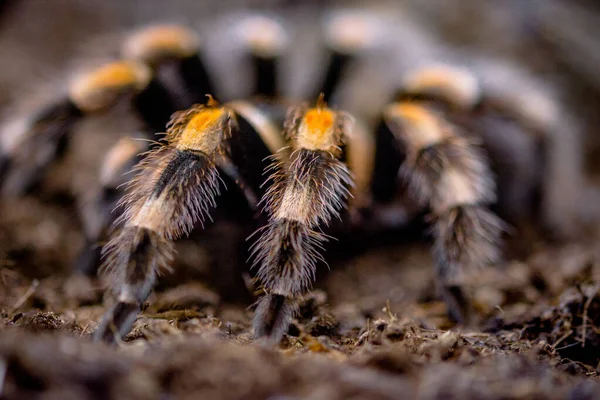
[251,98,354,345]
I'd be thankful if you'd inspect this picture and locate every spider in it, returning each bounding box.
[0,12,561,346]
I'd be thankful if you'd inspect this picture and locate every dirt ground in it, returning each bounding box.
[3,228,600,399]
[2,1,600,399]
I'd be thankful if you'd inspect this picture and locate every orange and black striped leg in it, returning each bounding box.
[75,137,148,276]
[237,15,287,99]
[0,60,174,197]
[134,75,180,134]
[95,101,234,343]
[317,50,353,103]
[384,101,504,323]
[94,226,168,343]
[0,97,82,195]
[81,100,281,281]
[94,147,221,342]
[314,11,380,102]
[251,53,278,99]
[251,98,353,345]
[122,24,218,109]
[398,63,544,245]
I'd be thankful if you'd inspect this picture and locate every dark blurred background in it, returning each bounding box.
[2,0,600,163]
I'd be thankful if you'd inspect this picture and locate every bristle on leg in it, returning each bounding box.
[385,101,504,322]
[253,294,298,346]
[432,205,504,281]
[251,99,354,344]
[94,227,171,343]
[251,219,327,297]
[96,99,234,343]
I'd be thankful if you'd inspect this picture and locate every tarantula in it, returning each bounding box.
[0,12,556,345]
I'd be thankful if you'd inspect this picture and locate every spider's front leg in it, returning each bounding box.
[94,99,233,343]
[251,97,353,345]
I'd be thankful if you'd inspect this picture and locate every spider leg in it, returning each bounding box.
[78,98,282,282]
[94,145,219,342]
[0,60,174,196]
[383,101,504,323]
[0,97,82,195]
[75,136,148,276]
[473,66,566,237]
[251,98,353,345]
[74,37,278,277]
[399,63,559,237]
[122,24,218,108]
[237,15,287,99]
[397,63,557,260]
[470,106,545,255]
[94,101,233,343]
[315,11,381,102]
[94,226,167,343]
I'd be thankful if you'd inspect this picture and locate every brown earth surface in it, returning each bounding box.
[2,232,600,399]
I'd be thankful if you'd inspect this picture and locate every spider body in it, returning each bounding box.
[0,13,557,346]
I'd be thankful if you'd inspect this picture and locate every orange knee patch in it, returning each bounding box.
[83,61,146,91]
[123,24,199,62]
[403,65,480,109]
[384,102,445,150]
[70,61,150,112]
[297,108,337,151]
[174,107,227,154]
